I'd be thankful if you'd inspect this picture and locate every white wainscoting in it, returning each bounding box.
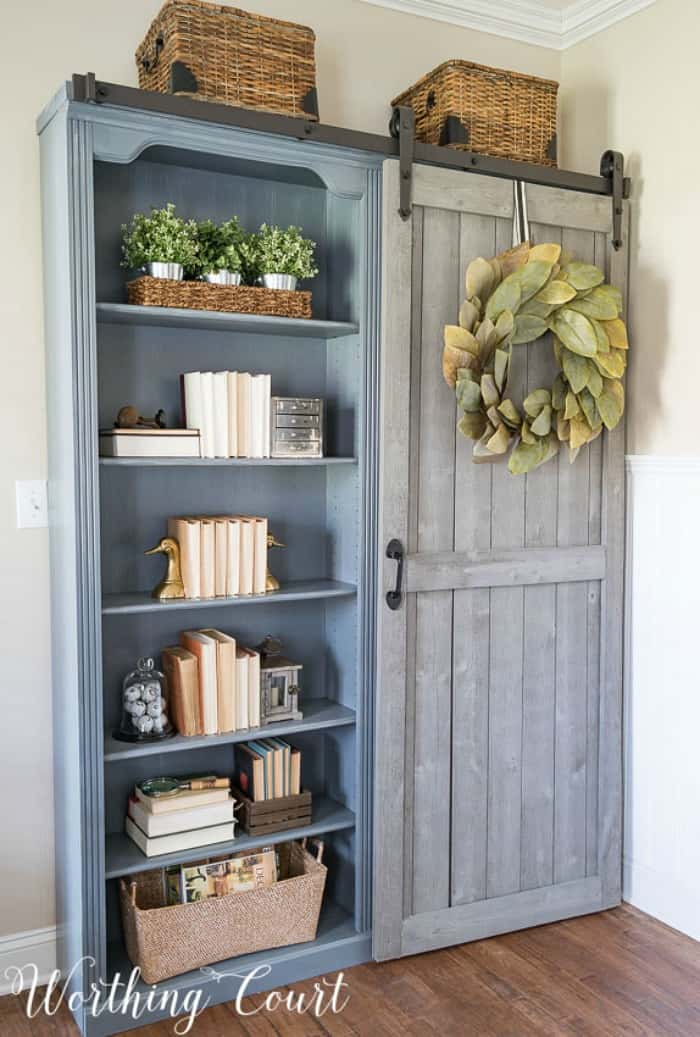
[624,455,700,941]
[0,926,57,996]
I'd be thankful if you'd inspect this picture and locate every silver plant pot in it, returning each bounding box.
[262,273,298,291]
[147,261,184,280]
[203,270,242,286]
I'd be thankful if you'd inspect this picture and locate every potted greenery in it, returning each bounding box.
[250,224,319,290]
[121,203,198,281]
[195,217,245,285]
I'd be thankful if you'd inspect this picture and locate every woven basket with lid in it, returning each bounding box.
[136,0,319,120]
[391,60,559,167]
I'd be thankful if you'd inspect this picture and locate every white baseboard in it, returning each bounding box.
[0,926,57,996]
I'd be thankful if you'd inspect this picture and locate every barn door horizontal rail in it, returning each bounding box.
[68,74,628,203]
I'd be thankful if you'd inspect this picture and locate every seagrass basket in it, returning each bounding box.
[127,277,312,320]
[136,0,319,120]
[391,60,559,167]
[119,840,326,983]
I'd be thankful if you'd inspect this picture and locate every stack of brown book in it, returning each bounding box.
[162,630,261,736]
[167,515,268,599]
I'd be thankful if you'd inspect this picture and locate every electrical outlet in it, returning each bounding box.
[16,480,49,529]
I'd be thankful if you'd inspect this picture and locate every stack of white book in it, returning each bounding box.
[126,782,235,858]
[183,370,272,459]
[167,514,268,599]
[163,629,262,736]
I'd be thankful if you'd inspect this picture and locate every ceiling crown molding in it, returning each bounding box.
[561,0,655,48]
[359,0,656,50]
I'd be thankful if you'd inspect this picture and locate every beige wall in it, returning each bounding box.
[560,0,688,455]
[0,1,559,936]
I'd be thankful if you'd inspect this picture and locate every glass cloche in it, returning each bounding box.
[114,656,174,742]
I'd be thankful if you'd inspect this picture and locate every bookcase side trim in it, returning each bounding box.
[357,164,381,934]
[69,115,107,987]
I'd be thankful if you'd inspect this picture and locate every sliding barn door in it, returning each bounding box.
[374,160,628,959]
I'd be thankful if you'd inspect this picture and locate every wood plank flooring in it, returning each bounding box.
[1,905,698,1036]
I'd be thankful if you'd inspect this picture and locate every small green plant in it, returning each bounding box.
[121,203,198,270]
[253,224,319,280]
[194,217,245,275]
[237,232,263,284]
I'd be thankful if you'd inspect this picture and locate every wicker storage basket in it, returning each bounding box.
[127,277,312,320]
[136,0,319,120]
[391,60,559,167]
[120,840,326,984]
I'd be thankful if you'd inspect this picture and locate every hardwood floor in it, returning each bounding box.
[2,905,698,1036]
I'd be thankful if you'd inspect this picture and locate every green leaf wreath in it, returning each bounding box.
[442,241,628,475]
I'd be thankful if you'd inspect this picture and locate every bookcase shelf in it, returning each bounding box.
[102,580,357,615]
[105,797,355,878]
[99,456,357,468]
[96,302,359,339]
[104,699,356,762]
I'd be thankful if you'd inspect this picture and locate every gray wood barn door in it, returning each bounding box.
[374,160,628,959]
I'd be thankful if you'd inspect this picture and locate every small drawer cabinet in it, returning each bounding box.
[271,397,324,458]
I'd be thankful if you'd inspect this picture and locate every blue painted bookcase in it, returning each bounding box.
[38,83,381,1036]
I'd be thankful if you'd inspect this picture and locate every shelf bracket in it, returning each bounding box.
[390,106,415,221]
[600,150,630,251]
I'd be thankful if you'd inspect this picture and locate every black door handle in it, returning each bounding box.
[386,539,404,610]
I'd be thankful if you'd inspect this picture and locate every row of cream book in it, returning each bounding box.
[182,370,272,459]
[167,514,268,599]
[162,630,261,736]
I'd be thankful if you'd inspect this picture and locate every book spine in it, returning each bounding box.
[200,372,215,459]
[226,519,241,597]
[200,519,215,599]
[214,519,228,598]
[213,371,229,458]
[227,371,238,458]
[264,374,271,458]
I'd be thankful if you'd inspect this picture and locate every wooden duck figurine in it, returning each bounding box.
[266,533,286,592]
[144,537,185,601]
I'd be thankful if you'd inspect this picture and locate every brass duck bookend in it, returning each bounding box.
[144,537,186,601]
[266,533,286,592]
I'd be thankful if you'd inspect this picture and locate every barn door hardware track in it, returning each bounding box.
[67,75,627,202]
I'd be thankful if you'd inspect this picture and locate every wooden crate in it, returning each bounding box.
[234,787,312,837]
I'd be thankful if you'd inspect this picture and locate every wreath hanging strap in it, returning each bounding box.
[442,241,628,475]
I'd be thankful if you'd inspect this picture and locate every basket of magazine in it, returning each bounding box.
[119,839,326,983]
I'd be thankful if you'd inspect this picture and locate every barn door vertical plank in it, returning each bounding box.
[486,217,526,899]
[554,228,595,885]
[374,162,413,959]
[451,213,496,906]
[402,205,424,919]
[598,208,629,905]
[411,205,459,915]
[584,230,606,875]
[520,225,560,891]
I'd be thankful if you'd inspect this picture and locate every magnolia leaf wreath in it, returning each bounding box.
[442,241,628,475]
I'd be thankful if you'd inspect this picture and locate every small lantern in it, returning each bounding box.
[256,636,303,725]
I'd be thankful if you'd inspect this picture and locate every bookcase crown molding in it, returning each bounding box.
[359,0,656,50]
